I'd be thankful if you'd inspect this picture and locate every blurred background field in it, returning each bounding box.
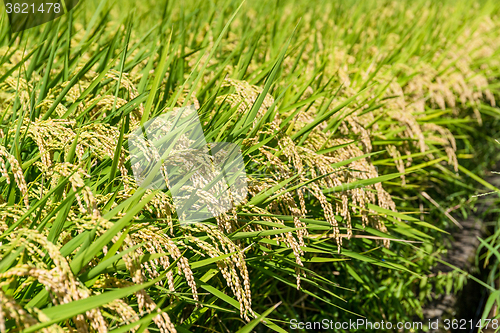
[1,0,500,332]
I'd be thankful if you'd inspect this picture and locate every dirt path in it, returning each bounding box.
[421,172,500,333]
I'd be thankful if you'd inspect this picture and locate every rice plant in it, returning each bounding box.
[1,0,500,332]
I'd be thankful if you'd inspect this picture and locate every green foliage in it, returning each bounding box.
[0,0,499,332]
